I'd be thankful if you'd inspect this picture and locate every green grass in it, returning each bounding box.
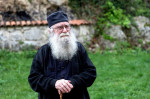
[0,50,37,99]
[88,50,150,99]
[0,49,150,99]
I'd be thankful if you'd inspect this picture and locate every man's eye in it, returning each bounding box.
[65,25,69,28]
[57,26,63,30]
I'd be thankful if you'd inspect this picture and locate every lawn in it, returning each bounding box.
[0,49,150,99]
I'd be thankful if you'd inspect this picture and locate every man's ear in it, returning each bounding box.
[48,28,53,33]
[50,28,53,32]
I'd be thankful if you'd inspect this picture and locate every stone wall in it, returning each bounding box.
[1,16,149,51]
[0,24,94,51]
[99,16,150,50]
[0,0,75,21]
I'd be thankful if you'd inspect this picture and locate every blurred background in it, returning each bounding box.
[0,0,150,51]
[0,0,150,99]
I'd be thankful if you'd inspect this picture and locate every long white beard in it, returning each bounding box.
[49,31,78,60]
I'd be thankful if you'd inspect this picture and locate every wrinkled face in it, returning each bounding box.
[48,22,78,60]
[51,22,71,37]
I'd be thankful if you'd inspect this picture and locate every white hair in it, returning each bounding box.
[48,29,78,60]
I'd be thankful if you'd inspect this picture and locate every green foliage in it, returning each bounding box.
[69,0,150,38]
[112,0,150,18]
[115,41,131,50]
[69,0,104,20]
[95,1,131,36]
[102,33,115,42]
[19,40,24,45]
[28,0,32,3]
[95,17,106,36]
[138,39,143,44]
[104,1,131,27]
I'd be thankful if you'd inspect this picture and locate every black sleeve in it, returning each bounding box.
[28,47,57,93]
[70,42,97,89]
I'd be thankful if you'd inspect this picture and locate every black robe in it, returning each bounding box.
[28,42,97,99]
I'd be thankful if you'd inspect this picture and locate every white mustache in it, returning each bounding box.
[59,32,69,37]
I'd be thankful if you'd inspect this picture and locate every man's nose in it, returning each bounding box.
[62,27,67,33]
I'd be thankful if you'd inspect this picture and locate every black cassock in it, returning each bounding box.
[28,42,97,99]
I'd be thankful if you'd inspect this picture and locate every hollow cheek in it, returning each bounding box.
[53,30,61,35]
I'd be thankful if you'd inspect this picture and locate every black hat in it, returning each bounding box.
[47,11,69,27]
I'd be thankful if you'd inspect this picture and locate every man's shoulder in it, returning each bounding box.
[77,42,83,47]
[76,42,86,52]
[40,43,50,49]
[37,43,50,53]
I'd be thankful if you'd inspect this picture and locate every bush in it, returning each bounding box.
[111,0,150,18]
[69,0,150,42]
[95,1,131,36]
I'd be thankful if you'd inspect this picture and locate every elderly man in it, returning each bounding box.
[28,11,96,99]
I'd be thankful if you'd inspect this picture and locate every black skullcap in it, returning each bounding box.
[47,11,69,27]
